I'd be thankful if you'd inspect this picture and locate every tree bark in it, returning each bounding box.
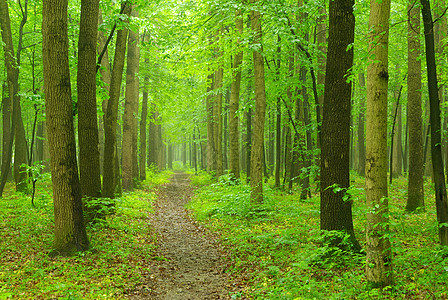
[365,0,393,287]
[77,0,101,198]
[319,0,359,248]
[103,3,131,198]
[421,0,448,245]
[250,0,267,203]
[206,73,216,174]
[229,9,243,180]
[122,6,139,191]
[42,0,89,254]
[406,0,424,210]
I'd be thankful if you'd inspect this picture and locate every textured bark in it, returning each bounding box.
[250,0,267,203]
[103,3,131,198]
[77,0,101,198]
[317,6,327,126]
[229,9,243,180]
[421,0,448,245]
[319,0,358,247]
[122,6,140,191]
[365,0,393,287]
[42,0,89,254]
[406,1,424,211]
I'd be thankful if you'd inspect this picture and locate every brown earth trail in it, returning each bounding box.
[130,171,237,299]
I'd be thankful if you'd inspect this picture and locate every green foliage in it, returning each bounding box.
[0,170,164,299]
[188,174,448,299]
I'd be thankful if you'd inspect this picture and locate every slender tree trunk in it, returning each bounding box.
[1,81,11,182]
[246,107,252,180]
[42,0,89,254]
[320,0,359,248]
[421,0,448,245]
[77,0,101,198]
[139,76,148,180]
[206,73,216,174]
[122,6,139,190]
[365,0,393,287]
[357,73,366,176]
[228,9,243,180]
[103,3,131,198]
[97,9,111,176]
[214,67,224,177]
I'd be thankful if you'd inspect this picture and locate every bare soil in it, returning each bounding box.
[130,171,239,299]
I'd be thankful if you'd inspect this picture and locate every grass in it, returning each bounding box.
[187,173,448,299]
[0,168,171,299]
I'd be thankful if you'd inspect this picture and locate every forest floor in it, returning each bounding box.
[130,171,242,299]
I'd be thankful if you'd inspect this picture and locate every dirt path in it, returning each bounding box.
[130,172,234,299]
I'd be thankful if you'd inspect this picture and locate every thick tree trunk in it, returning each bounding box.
[365,0,393,287]
[250,0,267,203]
[406,1,424,210]
[42,0,89,254]
[77,0,101,198]
[319,0,359,248]
[122,6,139,191]
[103,3,131,198]
[421,0,448,245]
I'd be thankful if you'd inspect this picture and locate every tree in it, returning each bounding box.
[249,0,267,203]
[0,0,28,195]
[77,0,101,198]
[229,8,243,180]
[365,0,393,287]
[122,5,140,190]
[357,73,366,177]
[319,0,359,248]
[42,0,89,254]
[420,0,448,245]
[103,3,131,198]
[406,0,424,211]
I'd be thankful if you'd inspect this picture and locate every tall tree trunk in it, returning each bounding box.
[246,107,252,180]
[1,81,11,182]
[122,6,139,191]
[421,0,448,245]
[319,0,359,248]
[406,0,424,210]
[228,9,243,180]
[103,3,131,198]
[223,91,229,171]
[139,76,148,180]
[365,0,393,287]
[42,0,89,254]
[206,73,216,174]
[357,73,366,176]
[392,83,403,178]
[148,106,159,169]
[77,0,101,198]
[275,36,282,188]
[214,67,224,178]
[250,0,267,203]
[97,9,111,176]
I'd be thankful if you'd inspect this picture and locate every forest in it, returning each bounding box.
[1,0,448,298]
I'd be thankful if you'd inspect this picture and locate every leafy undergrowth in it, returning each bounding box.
[0,169,171,299]
[188,173,448,299]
